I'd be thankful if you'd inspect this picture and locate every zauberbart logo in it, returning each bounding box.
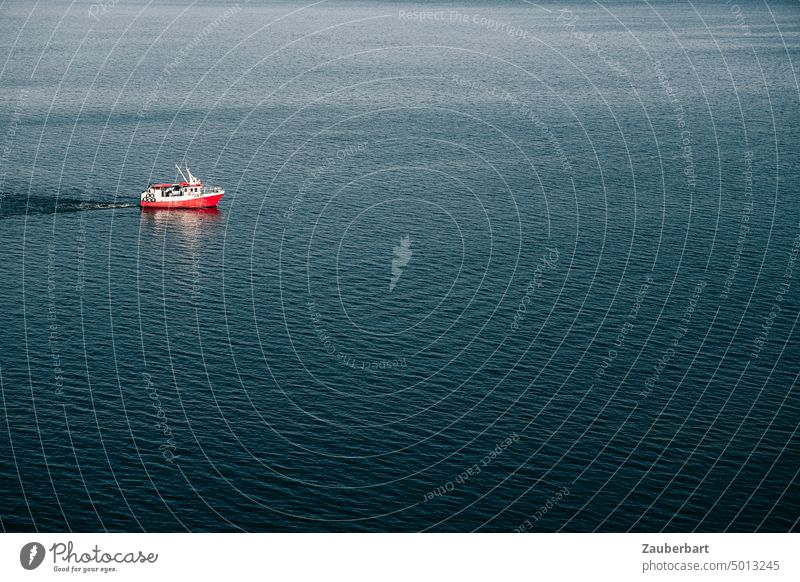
[20,542,46,570]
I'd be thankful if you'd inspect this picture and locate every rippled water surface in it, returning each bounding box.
[0,0,798,532]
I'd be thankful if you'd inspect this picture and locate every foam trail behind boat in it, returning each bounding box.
[0,196,137,218]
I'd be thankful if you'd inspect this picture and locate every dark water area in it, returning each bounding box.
[0,0,798,532]
[0,196,136,216]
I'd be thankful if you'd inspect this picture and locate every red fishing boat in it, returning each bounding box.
[140,165,223,208]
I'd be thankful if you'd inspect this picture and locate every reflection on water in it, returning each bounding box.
[139,207,223,249]
[138,208,225,295]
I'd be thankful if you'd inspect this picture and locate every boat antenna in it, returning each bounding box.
[175,164,189,183]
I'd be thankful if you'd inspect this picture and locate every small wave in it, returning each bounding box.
[0,195,137,218]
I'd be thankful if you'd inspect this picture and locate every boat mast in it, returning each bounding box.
[175,164,189,182]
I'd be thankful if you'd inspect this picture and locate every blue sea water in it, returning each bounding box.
[0,0,798,532]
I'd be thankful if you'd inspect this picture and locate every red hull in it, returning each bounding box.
[140,193,223,209]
